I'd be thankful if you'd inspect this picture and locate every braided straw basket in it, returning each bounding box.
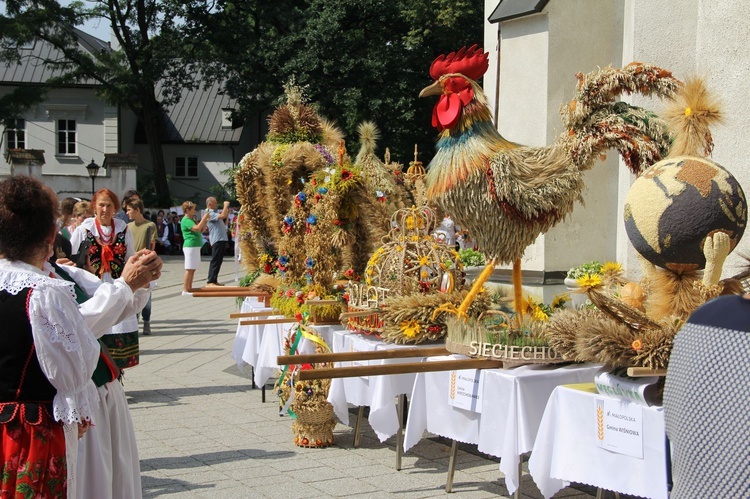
[292,402,336,448]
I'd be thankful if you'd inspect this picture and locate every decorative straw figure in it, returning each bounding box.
[419,46,678,325]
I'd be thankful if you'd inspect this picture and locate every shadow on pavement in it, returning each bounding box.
[141,475,213,497]
[142,449,296,470]
[127,384,250,405]
[140,347,224,355]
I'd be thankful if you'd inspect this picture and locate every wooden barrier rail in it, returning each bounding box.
[239,318,298,326]
[277,347,449,365]
[192,286,257,292]
[192,290,269,295]
[229,311,280,319]
[626,367,667,377]
[296,358,503,380]
[191,289,272,304]
[304,299,340,306]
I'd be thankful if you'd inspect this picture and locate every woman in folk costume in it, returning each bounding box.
[53,250,161,499]
[71,188,140,369]
[0,175,100,497]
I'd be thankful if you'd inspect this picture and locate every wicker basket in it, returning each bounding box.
[292,401,336,448]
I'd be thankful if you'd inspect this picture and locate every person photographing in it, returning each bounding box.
[205,197,230,287]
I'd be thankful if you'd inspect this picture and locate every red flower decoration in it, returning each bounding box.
[300,363,313,370]
[341,169,352,181]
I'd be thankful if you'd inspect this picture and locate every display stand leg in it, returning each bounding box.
[396,394,405,471]
[445,440,458,493]
[353,406,365,448]
[262,384,266,403]
[250,367,257,389]
[514,460,522,499]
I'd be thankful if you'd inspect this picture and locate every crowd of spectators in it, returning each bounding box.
[57,191,239,263]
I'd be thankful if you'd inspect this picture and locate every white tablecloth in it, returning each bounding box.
[325,329,437,442]
[252,318,294,387]
[528,385,667,499]
[231,297,303,387]
[231,297,271,373]
[403,356,601,495]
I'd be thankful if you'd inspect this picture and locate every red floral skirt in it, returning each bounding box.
[1,409,67,498]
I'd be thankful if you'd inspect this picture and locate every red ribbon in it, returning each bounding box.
[99,244,114,276]
[95,219,116,277]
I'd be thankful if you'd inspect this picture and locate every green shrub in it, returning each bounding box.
[566,261,603,280]
[459,248,486,267]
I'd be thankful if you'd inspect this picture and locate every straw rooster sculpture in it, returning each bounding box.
[420,45,680,319]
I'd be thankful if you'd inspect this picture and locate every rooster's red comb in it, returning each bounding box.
[429,45,489,81]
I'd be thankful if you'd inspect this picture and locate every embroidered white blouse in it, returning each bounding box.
[69,218,139,335]
[55,264,151,338]
[0,259,99,425]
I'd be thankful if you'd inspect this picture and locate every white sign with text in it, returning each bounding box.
[595,397,644,459]
[448,369,484,413]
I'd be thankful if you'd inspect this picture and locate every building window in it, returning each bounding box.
[175,156,198,177]
[6,119,25,150]
[57,119,77,155]
[221,109,233,129]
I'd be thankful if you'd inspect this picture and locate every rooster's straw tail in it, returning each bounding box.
[665,77,722,158]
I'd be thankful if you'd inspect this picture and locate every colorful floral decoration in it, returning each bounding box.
[276,254,289,275]
[305,214,317,233]
[259,252,274,274]
[282,216,294,234]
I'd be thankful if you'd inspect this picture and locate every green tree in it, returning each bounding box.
[0,0,208,206]
[188,0,484,164]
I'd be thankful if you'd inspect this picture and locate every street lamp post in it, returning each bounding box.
[85,159,100,197]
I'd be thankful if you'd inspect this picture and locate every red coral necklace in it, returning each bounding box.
[95,218,115,245]
[94,218,117,277]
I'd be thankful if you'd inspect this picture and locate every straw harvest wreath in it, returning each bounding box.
[235,82,413,313]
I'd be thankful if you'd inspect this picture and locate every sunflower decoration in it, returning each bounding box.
[576,273,603,290]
